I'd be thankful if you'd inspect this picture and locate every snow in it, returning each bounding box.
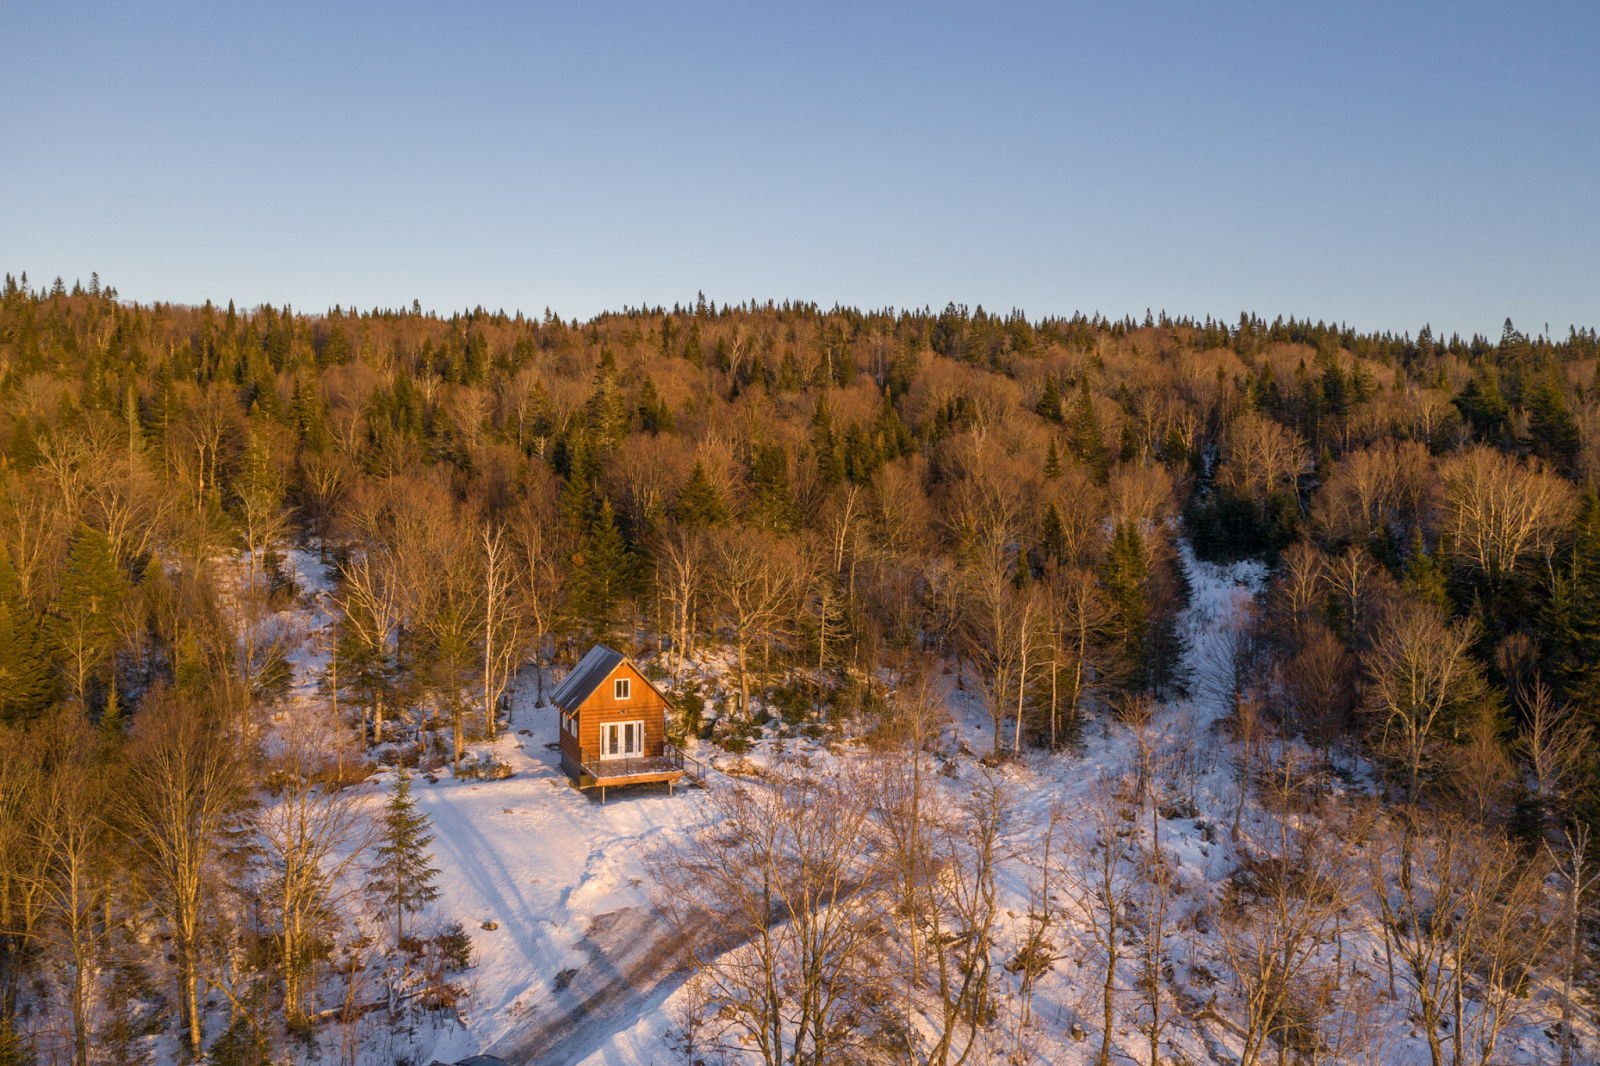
[242,541,1581,1066]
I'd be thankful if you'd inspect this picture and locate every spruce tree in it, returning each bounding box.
[6,418,41,471]
[366,770,441,943]
[1035,374,1063,422]
[1044,437,1062,480]
[0,1019,30,1066]
[1454,368,1509,440]
[1101,521,1149,670]
[585,349,629,447]
[559,435,597,532]
[1039,503,1066,565]
[1527,371,1581,465]
[0,545,53,722]
[1067,378,1108,482]
[47,526,129,706]
[672,461,729,526]
[1547,489,1600,705]
[638,378,673,434]
[748,444,797,531]
[570,500,632,642]
[812,394,844,485]
[872,390,912,459]
[1402,528,1451,613]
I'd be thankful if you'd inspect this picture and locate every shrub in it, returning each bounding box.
[437,921,473,971]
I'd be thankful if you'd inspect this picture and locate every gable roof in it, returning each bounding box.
[551,644,677,714]
[551,644,626,711]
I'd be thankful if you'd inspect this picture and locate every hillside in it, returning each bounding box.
[2,281,1600,1066]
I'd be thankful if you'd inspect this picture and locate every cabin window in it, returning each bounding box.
[614,678,631,701]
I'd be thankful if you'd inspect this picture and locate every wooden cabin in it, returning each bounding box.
[554,645,691,797]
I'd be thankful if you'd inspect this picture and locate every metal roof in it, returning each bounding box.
[550,644,625,711]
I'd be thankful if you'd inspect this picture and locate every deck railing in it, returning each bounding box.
[577,741,704,783]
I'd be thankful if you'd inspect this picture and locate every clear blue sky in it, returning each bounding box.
[3,1,1596,338]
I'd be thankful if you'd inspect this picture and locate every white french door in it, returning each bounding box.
[600,720,646,760]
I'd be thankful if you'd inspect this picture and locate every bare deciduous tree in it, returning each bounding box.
[1057,773,1139,1066]
[1438,445,1576,583]
[124,686,251,1055]
[649,758,892,1066]
[1361,603,1487,804]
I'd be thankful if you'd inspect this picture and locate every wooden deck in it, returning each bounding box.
[568,742,703,799]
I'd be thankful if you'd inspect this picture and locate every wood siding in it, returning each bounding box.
[558,660,670,767]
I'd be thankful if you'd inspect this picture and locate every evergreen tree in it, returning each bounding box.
[0,1019,31,1066]
[337,591,392,746]
[47,526,130,706]
[684,323,705,369]
[559,435,598,532]
[872,390,913,459]
[1454,368,1510,439]
[1035,374,1063,422]
[812,394,845,485]
[637,378,674,434]
[842,422,882,484]
[1100,521,1148,670]
[1251,362,1281,415]
[748,444,797,531]
[1118,419,1139,462]
[585,349,630,447]
[1044,436,1062,480]
[1039,503,1066,565]
[0,545,53,722]
[1402,528,1451,613]
[6,418,41,471]
[569,500,632,642]
[288,377,327,454]
[1067,377,1108,482]
[672,461,729,526]
[1527,371,1581,465]
[365,770,441,942]
[1547,489,1600,705]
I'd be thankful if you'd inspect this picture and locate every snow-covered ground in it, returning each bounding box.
[257,543,1582,1066]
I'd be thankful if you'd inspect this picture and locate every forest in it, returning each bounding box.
[4,269,1600,1066]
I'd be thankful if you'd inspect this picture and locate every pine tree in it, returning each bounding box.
[366,770,441,943]
[0,545,53,722]
[842,422,882,484]
[684,324,705,369]
[672,461,729,526]
[288,376,328,454]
